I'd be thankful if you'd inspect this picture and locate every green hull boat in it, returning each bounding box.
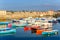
[12,23,28,28]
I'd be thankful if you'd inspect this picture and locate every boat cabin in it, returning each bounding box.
[0,22,9,29]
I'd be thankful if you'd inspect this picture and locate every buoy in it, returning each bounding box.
[8,24,12,28]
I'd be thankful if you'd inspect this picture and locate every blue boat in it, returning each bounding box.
[0,28,16,35]
[0,22,16,36]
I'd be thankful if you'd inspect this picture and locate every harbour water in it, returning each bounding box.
[0,23,60,40]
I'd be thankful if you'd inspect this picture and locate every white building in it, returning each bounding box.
[0,10,6,15]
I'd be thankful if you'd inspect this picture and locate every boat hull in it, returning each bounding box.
[0,29,16,36]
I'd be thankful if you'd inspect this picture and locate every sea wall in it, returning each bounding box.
[0,10,54,19]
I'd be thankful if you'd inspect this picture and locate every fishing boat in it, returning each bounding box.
[23,17,58,37]
[0,28,16,35]
[12,23,28,28]
[42,30,58,37]
[0,22,16,36]
[11,19,28,28]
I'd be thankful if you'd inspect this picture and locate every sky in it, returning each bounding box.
[0,0,60,11]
